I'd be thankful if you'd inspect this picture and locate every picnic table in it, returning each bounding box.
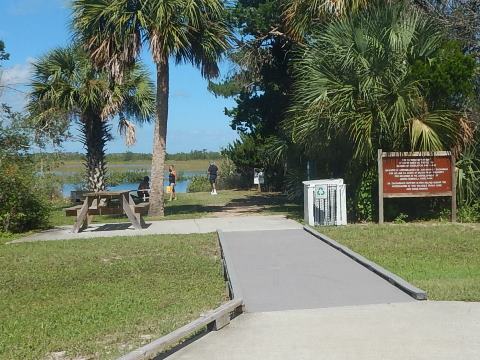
[65,190,149,233]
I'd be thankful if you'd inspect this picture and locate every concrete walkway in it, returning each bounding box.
[9,215,302,243]
[166,301,480,360]
[221,229,413,312]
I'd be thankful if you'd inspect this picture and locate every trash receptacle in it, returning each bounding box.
[303,179,347,226]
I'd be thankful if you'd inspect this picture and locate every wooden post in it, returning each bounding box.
[122,193,143,230]
[378,149,384,224]
[451,154,457,222]
[72,195,92,233]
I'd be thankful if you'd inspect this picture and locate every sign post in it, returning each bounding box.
[378,150,384,224]
[378,150,456,224]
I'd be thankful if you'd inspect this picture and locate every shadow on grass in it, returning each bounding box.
[164,193,303,219]
[164,204,223,216]
[53,192,303,225]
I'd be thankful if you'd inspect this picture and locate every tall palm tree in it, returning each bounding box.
[287,1,462,162]
[283,0,370,40]
[28,46,155,191]
[72,0,230,216]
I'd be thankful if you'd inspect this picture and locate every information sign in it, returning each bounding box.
[378,150,456,223]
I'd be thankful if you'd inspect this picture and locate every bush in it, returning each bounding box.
[458,203,480,223]
[187,175,211,193]
[0,162,51,233]
[217,156,251,190]
[0,108,52,232]
[353,169,376,222]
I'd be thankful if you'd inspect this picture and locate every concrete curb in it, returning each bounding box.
[304,225,427,300]
[217,230,244,301]
[117,299,243,360]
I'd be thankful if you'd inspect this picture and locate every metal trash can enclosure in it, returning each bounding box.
[303,179,347,226]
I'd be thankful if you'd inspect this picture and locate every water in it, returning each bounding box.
[62,176,198,197]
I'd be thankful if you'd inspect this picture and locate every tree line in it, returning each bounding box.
[32,150,221,163]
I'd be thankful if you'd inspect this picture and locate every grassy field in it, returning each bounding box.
[50,190,303,226]
[58,159,214,173]
[0,233,226,360]
[320,224,480,301]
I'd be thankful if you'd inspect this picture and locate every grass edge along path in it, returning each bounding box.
[320,223,480,302]
[0,233,226,360]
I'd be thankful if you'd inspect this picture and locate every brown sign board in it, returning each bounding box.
[378,150,456,223]
[383,153,453,197]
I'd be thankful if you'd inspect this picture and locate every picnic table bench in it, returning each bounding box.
[65,190,149,233]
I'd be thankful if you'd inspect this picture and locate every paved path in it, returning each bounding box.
[9,215,302,243]
[221,229,413,312]
[166,301,480,360]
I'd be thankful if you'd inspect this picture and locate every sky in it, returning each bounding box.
[0,0,238,154]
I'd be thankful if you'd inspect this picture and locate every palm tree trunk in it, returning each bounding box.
[81,116,109,192]
[149,59,169,216]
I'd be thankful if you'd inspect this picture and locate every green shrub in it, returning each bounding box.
[458,203,480,223]
[187,175,211,193]
[0,162,51,233]
[353,169,375,222]
[0,109,52,232]
[107,169,150,186]
[284,168,304,201]
[393,213,409,224]
[217,156,251,190]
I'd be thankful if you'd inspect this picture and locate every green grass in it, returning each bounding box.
[320,223,480,301]
[0,233,226,359]
[49,190,302,226]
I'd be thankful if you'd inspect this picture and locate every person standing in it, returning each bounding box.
[168,165,177,201]
[207,161,219,195]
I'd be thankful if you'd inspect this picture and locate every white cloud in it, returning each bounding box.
[0,58,34,86]
[0,58,35,111]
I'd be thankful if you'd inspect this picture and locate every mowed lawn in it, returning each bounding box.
[0,233,226,359]
[320,224,480,301]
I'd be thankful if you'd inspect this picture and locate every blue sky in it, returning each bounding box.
[0,0,238,153]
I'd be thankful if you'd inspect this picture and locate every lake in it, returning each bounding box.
[62,171,203,197]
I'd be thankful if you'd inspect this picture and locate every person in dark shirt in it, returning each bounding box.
[168,165,177,201]
[207,161,219,195]
[137,176,150,202]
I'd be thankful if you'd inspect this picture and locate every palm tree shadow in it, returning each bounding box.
[164,193,302,219]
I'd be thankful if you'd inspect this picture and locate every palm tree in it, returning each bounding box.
[72,0,230,216]
[283,0,370,40]
[287,1,462,162]
[28,46,155,191]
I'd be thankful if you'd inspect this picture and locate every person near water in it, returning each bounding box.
[137,176,150,202]
[207,161,219,195]
[168,165,177,201]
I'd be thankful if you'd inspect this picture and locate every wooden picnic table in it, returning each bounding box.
[66,190,149,233]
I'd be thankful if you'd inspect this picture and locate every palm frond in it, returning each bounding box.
[409,111,457,151]
[72,0,230,80]
[287,1,458,161]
